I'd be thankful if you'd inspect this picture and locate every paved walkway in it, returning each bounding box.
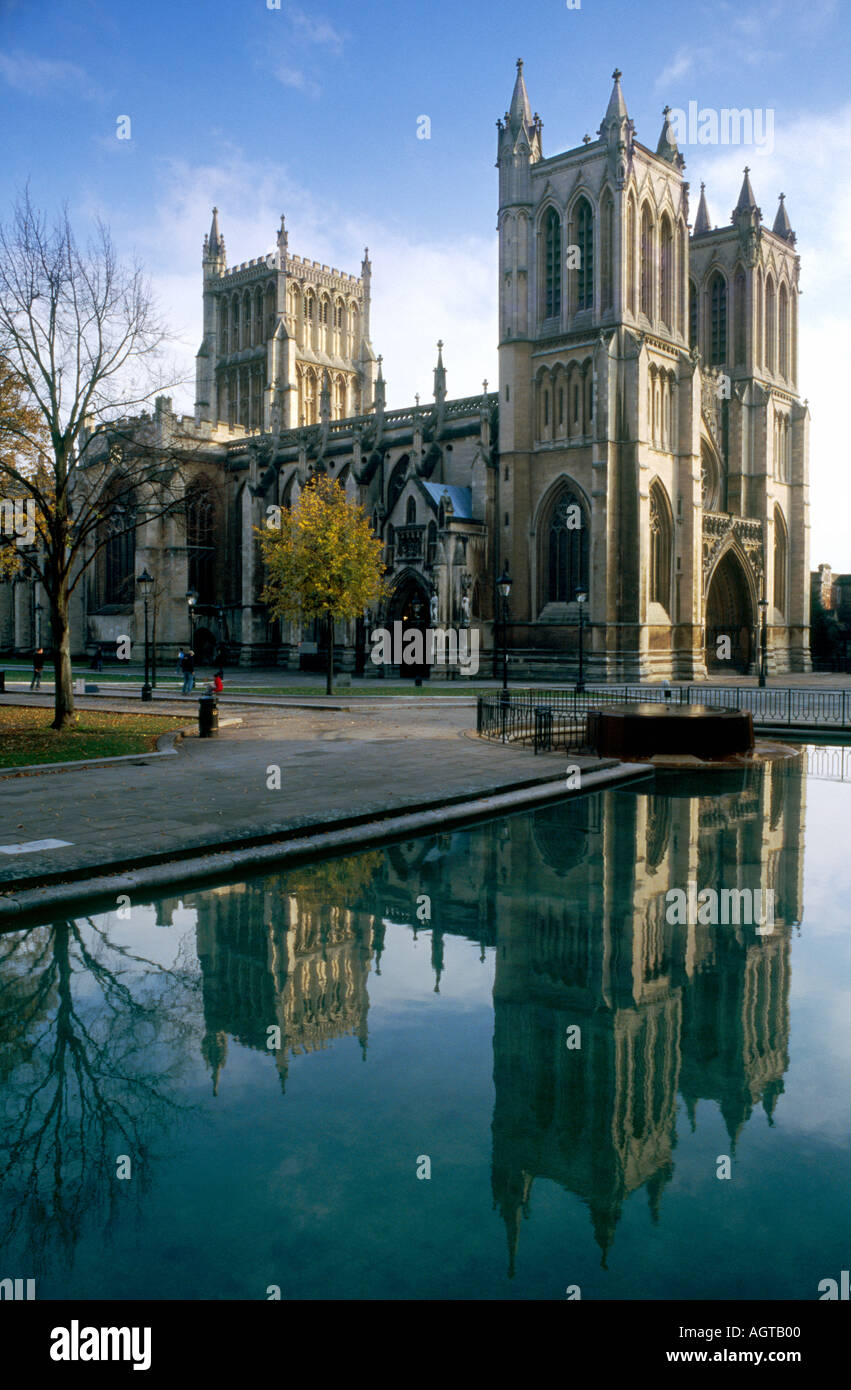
[0,699,632,903]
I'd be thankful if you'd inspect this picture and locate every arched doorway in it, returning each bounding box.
[705,549,754,673]
[386,573,431,680]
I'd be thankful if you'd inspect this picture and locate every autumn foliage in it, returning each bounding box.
[258,472,386,693]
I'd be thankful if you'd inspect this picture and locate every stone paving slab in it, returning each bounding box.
[0,701,628,895]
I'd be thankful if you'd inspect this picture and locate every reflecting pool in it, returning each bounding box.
[1,745,850,1300]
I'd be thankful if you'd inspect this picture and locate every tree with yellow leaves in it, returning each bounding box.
[259,472,386,695]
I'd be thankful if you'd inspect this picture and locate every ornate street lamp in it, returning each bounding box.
[138,568,154,702]
[186,588,198,648]
[576,589,587,694]
[758,595,769,688]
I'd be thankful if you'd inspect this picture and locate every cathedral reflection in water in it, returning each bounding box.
[183,754,805,1273]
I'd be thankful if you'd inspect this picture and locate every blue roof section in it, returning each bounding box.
[421,483,474,520]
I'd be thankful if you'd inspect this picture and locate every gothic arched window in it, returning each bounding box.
[185,481,216,603]
[778,283,789,379]
[660,216,673,328]
[688,279,698,350]
[543,207,561,320]
[677,222,687,337]
[219,300,229,355]
[701,441,721,511]
[575,198,594,312]
[708,271,727,366]
[649,481,673,612]
[640,205,654,319]
[626,197,637,315]
[773,506,787,614]
[103,494,136,605]
[600,192,614,312]
[734,270,746,365]
[545,487,589,604]
[387,456,408,516]
[765,276,776,374]
[406,495,416,524]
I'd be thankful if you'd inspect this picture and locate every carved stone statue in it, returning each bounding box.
[430,592,439,624]
[460,593,471,627]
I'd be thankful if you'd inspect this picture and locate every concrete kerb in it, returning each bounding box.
[0,761,653,928]
[0,720,243,780]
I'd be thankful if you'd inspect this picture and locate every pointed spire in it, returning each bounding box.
[734,166,760,217]
[208,206,223,258]
[374,354,385,413]
[772,192,795,243]
[508,58,532,133]
[277,213,288,256]
[693,182,711,235]
[656,105,683,167]
[319,368,331,423]
[361,246,371,278]
[433,340,446,404]
[602,68,628,128]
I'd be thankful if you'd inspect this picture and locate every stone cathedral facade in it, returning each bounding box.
[2,66,810,678]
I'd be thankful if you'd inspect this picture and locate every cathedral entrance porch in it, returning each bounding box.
[705,549,756,675]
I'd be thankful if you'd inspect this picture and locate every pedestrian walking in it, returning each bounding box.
[181,648,195,695]
[30,647,45,691]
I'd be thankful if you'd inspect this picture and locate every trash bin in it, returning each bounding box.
[198,694,218,738]
[0,671,5,693]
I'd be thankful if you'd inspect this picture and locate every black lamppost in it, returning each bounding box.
[138,568,154,702]
[497,565,512,741]
[186,588,198,648]
[34,601,43,650]
[497,565,512,694]
[576,589,587,693]
[758,595,769,688]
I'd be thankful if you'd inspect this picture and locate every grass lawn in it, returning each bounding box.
[0,706,194,768]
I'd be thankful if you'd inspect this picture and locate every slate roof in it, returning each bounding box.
[421,483,475,520]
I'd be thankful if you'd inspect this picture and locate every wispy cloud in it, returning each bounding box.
[273,64,319,96]
[285,4,347,54]
[0,49,100,100]
[654,46,708,90]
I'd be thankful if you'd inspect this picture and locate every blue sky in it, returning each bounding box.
[1,0,849,564]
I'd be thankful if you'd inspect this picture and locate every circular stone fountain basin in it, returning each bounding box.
[587,703,754,761]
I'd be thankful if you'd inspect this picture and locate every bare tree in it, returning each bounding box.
[0,189,190,728]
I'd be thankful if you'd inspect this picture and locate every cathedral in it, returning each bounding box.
[3,65,811,678]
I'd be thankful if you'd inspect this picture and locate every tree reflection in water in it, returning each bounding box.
[0,917,201,1277]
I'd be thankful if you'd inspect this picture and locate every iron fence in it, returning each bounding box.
[477,683,851,752]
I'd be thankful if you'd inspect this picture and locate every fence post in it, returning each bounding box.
[787,688,791,726]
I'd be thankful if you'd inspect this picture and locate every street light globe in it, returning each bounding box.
[758,596,769,611]
[137,569,154,594]
[497,566,512,601]
[186,589,198,609]
[576,589,587,605]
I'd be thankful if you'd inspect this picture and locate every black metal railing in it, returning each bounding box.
[477,683,851,751]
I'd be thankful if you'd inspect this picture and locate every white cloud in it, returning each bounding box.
[0,49,100,100]
[285,4,347,54]
[273,65,316,94]
[90,150,496,424]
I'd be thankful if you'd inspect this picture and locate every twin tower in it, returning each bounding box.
[495,63,809,678]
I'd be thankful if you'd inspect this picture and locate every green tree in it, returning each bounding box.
[259,472,386,694]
